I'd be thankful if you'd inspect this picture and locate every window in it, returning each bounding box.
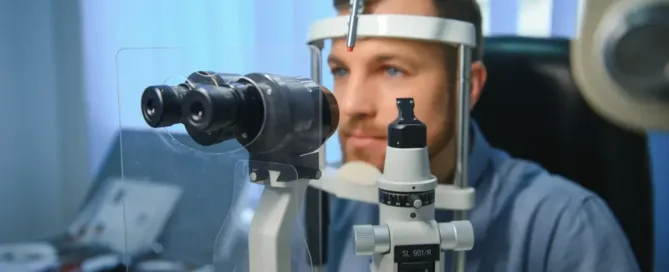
[517,0,554,37]
[576,0,585,37]
[476,0,491,36]
[477,0,582,37]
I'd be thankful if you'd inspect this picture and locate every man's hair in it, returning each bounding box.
[333,0,484,62]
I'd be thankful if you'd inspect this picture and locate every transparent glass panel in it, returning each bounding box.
[103,43,330,271]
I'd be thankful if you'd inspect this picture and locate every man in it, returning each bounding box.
[319,0,641,271]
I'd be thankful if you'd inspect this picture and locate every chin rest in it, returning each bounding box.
[472,36,653,271]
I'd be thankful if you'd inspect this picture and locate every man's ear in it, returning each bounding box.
[469,61,487,108]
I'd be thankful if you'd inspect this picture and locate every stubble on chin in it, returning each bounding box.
[341,144,387,172]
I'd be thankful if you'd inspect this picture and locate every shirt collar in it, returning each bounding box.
[467,121,494,188]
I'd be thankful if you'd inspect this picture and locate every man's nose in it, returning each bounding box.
[339,75,377,117]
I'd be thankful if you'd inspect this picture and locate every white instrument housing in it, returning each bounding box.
[249,14,479,272]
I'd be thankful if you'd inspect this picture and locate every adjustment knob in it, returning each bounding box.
[409,195,423,209]
[438,220,475,251]
[353,225,391,255]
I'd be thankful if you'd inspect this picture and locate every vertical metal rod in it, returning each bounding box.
[306,44,326,272]
[453,44,472,272]
[309,45,322,86]
[346,0,364,50]
[310,44,325,168]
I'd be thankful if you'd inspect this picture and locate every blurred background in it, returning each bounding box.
[0,0,666,271]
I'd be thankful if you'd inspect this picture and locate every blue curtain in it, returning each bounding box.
[82,0,666,270]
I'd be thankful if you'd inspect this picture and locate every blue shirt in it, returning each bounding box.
[315,122,639,272]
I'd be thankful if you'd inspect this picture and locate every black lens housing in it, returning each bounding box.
[139,71,339,181]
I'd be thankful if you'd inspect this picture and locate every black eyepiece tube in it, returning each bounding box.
[139,71,341,180]
[141,85,189,128]
[180,84,241,132]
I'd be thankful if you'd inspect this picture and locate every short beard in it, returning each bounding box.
[340,126,455,175]
[341,143,385,171]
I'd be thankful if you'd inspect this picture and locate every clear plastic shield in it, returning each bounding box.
[102,43,332,271]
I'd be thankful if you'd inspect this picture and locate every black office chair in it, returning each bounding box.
[472,36,654,272]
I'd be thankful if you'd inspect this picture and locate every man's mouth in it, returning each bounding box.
[346,135,386,148]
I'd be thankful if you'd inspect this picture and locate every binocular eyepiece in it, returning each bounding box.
[142,72,244,132]
[140,72,338,180]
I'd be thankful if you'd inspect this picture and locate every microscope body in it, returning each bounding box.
[374,145,443,272]
[353,98,474,272]
[140,70,340,272]
[373,220,443,272]
[141,71,338,181]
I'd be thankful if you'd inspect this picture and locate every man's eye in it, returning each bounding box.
[331,67,349,77]
[384,66,404,77]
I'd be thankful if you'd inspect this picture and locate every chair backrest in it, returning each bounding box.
[472,36,654,271]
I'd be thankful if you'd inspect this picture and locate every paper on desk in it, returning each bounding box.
[69,179,183,256]
[0,242,59,272]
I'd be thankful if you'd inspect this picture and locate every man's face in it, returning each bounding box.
[330,0,454,171]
